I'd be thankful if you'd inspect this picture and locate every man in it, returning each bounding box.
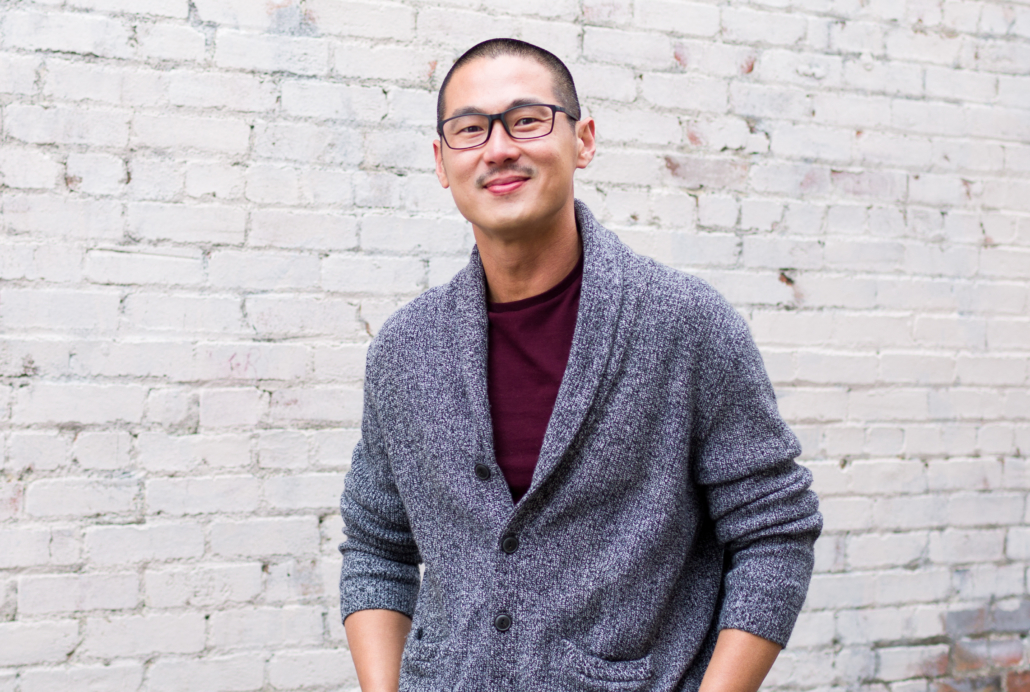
[339,38,821,692]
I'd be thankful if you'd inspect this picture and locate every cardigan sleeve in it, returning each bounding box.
[691,302,822,648]
[338,364,421,624]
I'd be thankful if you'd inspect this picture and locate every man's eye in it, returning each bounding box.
[515,118,540,126]
[460,124,484,134]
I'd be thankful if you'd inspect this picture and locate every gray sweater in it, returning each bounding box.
[339,200,822,692]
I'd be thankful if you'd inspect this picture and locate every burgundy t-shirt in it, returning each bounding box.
[487,254,583,502]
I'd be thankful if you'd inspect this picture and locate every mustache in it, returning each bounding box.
[476,164,535,188]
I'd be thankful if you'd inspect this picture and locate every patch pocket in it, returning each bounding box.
[561,639,654,691]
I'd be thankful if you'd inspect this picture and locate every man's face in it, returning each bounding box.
[433,54,595,240]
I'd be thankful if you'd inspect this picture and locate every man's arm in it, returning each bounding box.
[699,629,782,692]
[345,609,411,692]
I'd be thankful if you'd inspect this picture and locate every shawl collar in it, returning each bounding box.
[448,200,626,509]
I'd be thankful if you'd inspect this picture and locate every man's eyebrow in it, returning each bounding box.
[446,97,548,119]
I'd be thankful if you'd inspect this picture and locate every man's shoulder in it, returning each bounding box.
[622,251,747,342]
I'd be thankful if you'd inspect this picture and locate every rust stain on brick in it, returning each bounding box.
[741,55,756,74]
[673,45,689,68]
[1008,672,1030,692]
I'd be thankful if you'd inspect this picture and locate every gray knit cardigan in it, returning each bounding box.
[339,200,822,692]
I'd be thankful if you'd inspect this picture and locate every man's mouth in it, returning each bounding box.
[483,175,529,194]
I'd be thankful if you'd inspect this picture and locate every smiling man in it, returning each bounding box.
[339,39,822,692]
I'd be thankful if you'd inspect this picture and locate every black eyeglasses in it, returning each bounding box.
[438,103,577,150]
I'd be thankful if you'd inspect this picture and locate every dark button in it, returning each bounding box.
[494,613,512,632]
[474,463,491,481]
[501,535,519,554]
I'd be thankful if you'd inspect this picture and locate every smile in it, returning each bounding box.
[483,176,529,195]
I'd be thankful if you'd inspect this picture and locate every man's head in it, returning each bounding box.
[433,39,595,241]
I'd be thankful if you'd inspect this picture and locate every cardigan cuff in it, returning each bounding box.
[340,549,420,624]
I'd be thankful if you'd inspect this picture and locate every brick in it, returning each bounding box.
[0,53,40,94]
[138,432,251,472]
[250,209,358,250]
[322,254,424,294]
[307,0,414,39]
[84,523,203,564]
[145,564,263,608]
[837,606,944,644]
[723,8,807,45]
[19,662,144,692]
[14,383,146,426]
[193,342,308,381]
[147,476,261,516]
[257,431,311,469]
[929,528,1006,564]
[6,104,131,147]
[633,0,719,36]
[199,388,268,428]
[18,573,138,614]
[0,480,23,520]
[333,42,441,84]
[133,113,251,153]
[208,249,320,290]
[0,527,52,568]
[83,613,205,657]
[168,71,277,111]
[847,532,927,569]
[954,564,1027,601]
[210,517,320,557]
[0,621,79,666]
[244,163,303,204]
[269,387,363,426]
[85,248,204,286]
[246,294,360,338]
[583,27,675,69]
[4,10,133,58]
[957,355,1028,386]
[641,73,728,113]
[145,653,266,692]
[756,49,843,87]
[2,194,124,240]
[877,644,950,681]
[123,292,244,333]
[743,236,822,269]
[184,161,245,200]
[281,80,388,121]
[135,23,206,61]
[253,121,362,166]
[0,253,82,292]
[127,156,186,201]
[269,649,359,689]
[44,60,167,106]
[192,0,289,30]
[215,30,330,76]
[575,63,638,102]
[67,0,188,16]
[72,431,132,470]
[127,202,246,245]
[880,352,956,384]
[264,474,340,510]
[0,148,63,190]
[210,605,323,648]
[947,492,1024,526]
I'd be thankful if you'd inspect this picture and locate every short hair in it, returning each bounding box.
[436,38,581,127]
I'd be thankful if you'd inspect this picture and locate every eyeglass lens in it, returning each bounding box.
[443,105,555,149]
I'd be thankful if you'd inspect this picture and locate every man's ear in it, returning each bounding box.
[575,117,596,170]
[433,139,450,189]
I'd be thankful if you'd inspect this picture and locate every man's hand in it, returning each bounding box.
[345,609,412,692]
[698,628,782,692]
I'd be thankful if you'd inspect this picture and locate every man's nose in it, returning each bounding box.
[482,118,520,162]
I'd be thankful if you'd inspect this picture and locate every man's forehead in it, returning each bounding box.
[442,55,557,117]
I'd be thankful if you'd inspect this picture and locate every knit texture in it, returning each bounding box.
[339,200,822,692]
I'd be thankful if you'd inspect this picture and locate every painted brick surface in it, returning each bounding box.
[0,0,1028,689]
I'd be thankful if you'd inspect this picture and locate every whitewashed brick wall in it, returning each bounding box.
[0,0,1027,689]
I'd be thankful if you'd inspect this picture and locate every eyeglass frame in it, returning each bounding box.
[437,103,579,151]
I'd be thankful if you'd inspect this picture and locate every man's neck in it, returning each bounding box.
[473,203,581,303]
